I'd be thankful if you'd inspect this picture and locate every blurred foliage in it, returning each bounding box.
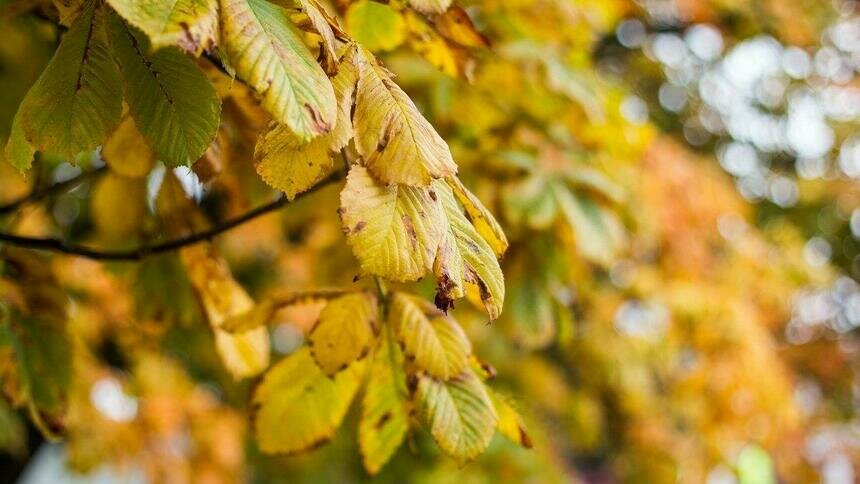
[0,0,858,483]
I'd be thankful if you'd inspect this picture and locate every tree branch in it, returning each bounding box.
[0,172,343,262]
[0,166,106,215]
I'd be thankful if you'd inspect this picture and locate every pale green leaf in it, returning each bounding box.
[21,3,122,160]
[253,348,366,454]
[308,293,378,376]
[415,369,497,461]
[346,0,406,52]
[106,0,218,55]
[353,47,456,186]
[109,15,221,166]
[220,0,336,140]
[339,165,444,282]
[359,334,409,475]
[390,293,471,380]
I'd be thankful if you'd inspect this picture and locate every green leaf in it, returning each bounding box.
[414,369,497,461]
[109,15,221,166]
[253,348,366,454]
[308,293,378,376]
[3,109,34,172]
[389,293,470,380]
[554,183,625,267]
[21,3,122,160]
[220,0,336,140]
[339,165,444,282]
[433,179,505,319]
[106,0,218,55]
[359,334,409,475]
[346,0,406,52]
[353,47,456,186]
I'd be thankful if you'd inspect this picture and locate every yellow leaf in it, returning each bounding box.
[297,0,340,74]
[353,47,457,186]
[220,0,336,140]
[433,179,505,319]
[359,334,409,475]
[254,123,333,200]
[221,290,348,333]
[436,6,490,48]
[308,293,378,376]
[328,46,359,153]
[90,173,147,239]
[389,293,471,380]
[415,369,497,461]
[339,165,444,282]
[407,0,451,15]
[489,389,532,449]
[253,348,365,454]
[106,0,218,55]
[180,245,270,379]
[101,115,156,179]
[446,177,508,257]
[346,0,406,52]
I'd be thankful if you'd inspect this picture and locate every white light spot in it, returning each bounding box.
[620,95,649,124]
[90,377,138,423]
[804,237,832,267]
[685,24,724,61]
[616,19,646,48]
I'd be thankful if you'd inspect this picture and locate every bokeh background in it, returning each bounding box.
[0,0,859,482]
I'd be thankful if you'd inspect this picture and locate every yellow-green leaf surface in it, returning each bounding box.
[298,0,339,74]
[21,3,122,160]
[433,180,505,319]
[220,0,336,140]
[308,293,378,376]
[101,115,156,178]
[339,165,444,281]
[107,0,218,55]
[359,334,409,475]
[255,123,332,200]
[346,0,406,52]
[554,183,625,267]
[489,389,532,448]
[353,47,456,186]
[253,348,365,454]
[4,110,34,172]
[447,177,508,258]
[390,293,470,379]
[415,369,497,461]
[407,0,452,15]
[328,46,358,152]
[180,245,270,379]
[109,16,221,166]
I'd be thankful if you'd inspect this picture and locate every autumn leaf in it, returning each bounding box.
[253,348,366,454]
[220,0,336,140]
[308,293,378,376]
[353,47,457,186]
[20,3,122,160]
[106,0,218,55]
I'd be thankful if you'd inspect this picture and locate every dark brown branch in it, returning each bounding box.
[0,166,106,215]
[0,172,343,262]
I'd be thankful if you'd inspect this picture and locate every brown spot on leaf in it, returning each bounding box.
[375,411,392,429]
[352,221,367,234]
[401,215,417,249]
[428,190,437,201]
[304,103,332,134]
[434,273,457,313]
[519,426,533,448]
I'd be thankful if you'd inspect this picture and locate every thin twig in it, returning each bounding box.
[0,172,343,261]
[0,166,106,215]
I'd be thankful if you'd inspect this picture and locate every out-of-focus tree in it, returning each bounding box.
[0,0,856,482]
